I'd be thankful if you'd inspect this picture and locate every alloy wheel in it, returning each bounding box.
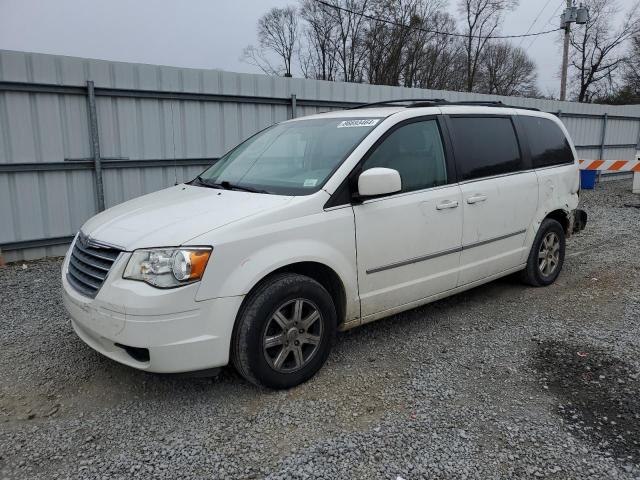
[263,299,323,373]
[538,231,560,277]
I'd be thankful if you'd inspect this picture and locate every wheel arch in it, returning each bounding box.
[235,261,349,329]
[544,208,571,235]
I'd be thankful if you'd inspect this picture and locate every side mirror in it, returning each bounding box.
[357,167,402,198]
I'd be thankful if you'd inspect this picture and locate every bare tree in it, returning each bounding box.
[242,46,280,76]
[458,0,518,92]
[299,0,339,80]
[321,0,370,82]
[569,0,640,102]
[620,35,640,100]
[363,0,421,85]
[242,6,299,77]
[243,0,543,97]
[477,41,538,96]
[402,10,464,90]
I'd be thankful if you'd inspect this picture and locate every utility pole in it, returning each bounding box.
[560,2,589,101]
[560,0,572,101]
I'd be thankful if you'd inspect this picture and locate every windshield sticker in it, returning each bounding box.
[337,119,380,128]
[303,179,318,187]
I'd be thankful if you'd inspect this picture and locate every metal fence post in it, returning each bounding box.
[597,113,608,184]
[291,94,297,119]
[634,117,640,194]
[599,113,608,160]
[86,80,105,211]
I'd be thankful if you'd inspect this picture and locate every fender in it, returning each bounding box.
[195,239,360,321]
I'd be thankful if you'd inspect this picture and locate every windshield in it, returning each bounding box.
[196,117,381,195]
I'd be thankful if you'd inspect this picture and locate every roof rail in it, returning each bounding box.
[348,98,446,110]
[435,100,505,107]
[425,100,540,111]
[348,98,540,112]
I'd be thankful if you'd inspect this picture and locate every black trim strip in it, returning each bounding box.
[366,246,462,274]
[575,143,638,149]
[462,229,527,250]
[366,229,527,274]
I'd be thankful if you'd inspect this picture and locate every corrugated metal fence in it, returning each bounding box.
[1,49,639,262]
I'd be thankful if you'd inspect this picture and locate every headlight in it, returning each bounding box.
[123,247,212,288]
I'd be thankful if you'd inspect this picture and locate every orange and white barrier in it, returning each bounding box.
[578,158,640,194]
[578,159,640,172]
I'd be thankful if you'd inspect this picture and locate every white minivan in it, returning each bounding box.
[62,100,587,389]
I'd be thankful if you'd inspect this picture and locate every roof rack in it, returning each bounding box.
[424,100,541,111]
[347,98,446,109]
[349,98,540,112]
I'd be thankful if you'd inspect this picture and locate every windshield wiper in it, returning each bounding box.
[216,181,270,194]
[192,175,224,189]
[191,176,269,194]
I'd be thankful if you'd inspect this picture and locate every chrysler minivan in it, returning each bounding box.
[62,100,587,388]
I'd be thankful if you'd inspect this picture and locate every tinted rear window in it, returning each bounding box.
[449,117,522,181]
[521,116,574,168]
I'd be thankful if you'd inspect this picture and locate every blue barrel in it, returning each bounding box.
[580,170,597,190]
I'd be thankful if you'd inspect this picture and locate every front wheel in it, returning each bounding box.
[521,218,566,287]
[231,273,336,389]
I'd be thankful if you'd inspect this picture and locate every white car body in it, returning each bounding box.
[62,105,582,374]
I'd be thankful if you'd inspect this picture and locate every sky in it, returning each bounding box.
[0,0,637,97]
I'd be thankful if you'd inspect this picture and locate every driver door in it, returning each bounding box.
[353,118,463,319]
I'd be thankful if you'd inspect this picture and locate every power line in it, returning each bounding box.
[518,0,556,47]
[526,0,565,50]
[544,0,567,28]
[315,0,561,40]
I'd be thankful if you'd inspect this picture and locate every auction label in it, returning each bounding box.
[337,119,380,128]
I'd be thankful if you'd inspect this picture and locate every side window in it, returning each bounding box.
[521,116,574,168]
[449,117,522,181]
[361,120,448,193]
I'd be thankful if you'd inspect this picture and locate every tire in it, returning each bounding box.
[521,218,566,287]
[231,273,337,389]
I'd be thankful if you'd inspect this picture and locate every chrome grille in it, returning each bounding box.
[66,233,122,298]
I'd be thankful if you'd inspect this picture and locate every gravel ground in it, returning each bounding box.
[1,179,640,480]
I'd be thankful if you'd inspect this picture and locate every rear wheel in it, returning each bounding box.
[521,218,565,287]
[231,273,336,389]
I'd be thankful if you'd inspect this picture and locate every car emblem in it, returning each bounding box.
[78,232,103,249]
[77,232,88,247]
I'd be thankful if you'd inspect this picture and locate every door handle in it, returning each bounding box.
[436,200,459,210]
[466,194,487,204]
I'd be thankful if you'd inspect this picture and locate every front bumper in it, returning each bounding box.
[62,253,244,373]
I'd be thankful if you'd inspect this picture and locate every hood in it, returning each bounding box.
[81,184,293,250]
